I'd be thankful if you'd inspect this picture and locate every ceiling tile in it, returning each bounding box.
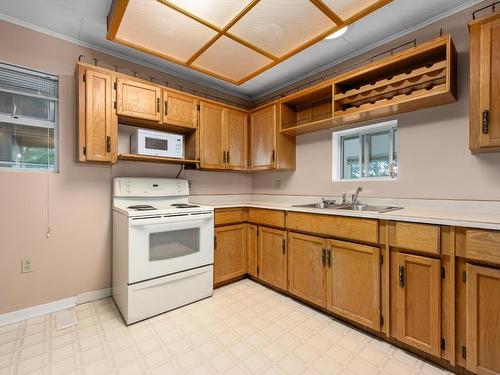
[192,36,273,82]
[165,0,254,28]
[228,0,334,57]
[116,0,217,62]
[321,0,380,20]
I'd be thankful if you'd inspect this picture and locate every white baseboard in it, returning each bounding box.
[0,287,112,328]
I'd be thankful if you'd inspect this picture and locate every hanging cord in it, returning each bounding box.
[45,126,51,239]
[176,165,184,179]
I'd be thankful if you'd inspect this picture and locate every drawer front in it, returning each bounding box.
[247,208,285,228]
[466,229,500,264]
[392,222,440,254]
[287,212,378,244]
[214,208,245,226]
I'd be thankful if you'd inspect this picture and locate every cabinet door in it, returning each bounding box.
[163,90,198,129]
[258,226,287,290]
[466,264,500,375]
[288,232,327,308]
[116,78,161,121]
[250,104,276,170]
[200,101,226,169]
[214,224,246,285]
[396,253,441,356]
[226,108,248,170]
[328,240,381,331]
[84,69,116,163]
[246,224,258,277]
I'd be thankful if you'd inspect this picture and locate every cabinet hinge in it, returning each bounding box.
[113,81,117,90]
[197,104,200,111]
[83,73,86,82]
[482,110,489,134]
[114,101,117,109]
[282,238,286,255]
[380,315,384,326]
[462,270,467,283]
[256,266,259,275]
[380,254,383,264]
[440,338,445,351]
[461,346,467,359]
[214,236,217,249]
[399,265,405,287]
[83,146,86,156]
[441,267,445,279]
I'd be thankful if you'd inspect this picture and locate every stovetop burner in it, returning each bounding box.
[171,203,200,208]
[127,205,158,211]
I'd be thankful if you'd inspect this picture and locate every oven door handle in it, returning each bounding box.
[129,212,213,226]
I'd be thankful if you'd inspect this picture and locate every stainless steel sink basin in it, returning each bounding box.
[293,202,344,209]
[336,204,403,213]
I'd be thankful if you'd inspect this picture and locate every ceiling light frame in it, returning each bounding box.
[107,0,392,85]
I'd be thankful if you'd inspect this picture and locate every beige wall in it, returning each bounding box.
[0,20,251,314]
[252,6,500,201]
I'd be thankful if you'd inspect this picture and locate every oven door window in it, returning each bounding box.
[149,228,199,261]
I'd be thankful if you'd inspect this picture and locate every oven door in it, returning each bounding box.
[128,212,214,284]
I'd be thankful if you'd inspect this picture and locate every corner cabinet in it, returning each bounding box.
[249,104,295,171]
[77,66,117,163]
[469,13,500,153]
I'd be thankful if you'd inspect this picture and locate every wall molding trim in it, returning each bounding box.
[0,287,112,327]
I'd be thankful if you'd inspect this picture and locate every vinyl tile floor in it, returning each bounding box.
[0,279,453,375]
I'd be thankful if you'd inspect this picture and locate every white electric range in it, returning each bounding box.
[112,177,214,324]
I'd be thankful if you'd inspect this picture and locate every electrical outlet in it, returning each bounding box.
[21,258,33,273]
[274,180,282,190]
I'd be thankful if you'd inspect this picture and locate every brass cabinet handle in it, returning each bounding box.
[282,238,285,255]
[327,249,331,267]
[226,151,230,164]
[271,149,275,163]
[322,249,326,267]
[164,100,168,116]
[482,110,489,134]
[223,151,226,164]
[106,136,111,153]
[399,266,405,287]
[156,97,160,113]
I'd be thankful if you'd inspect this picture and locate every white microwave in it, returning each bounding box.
[131,129,184,159]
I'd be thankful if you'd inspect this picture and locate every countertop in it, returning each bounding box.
[191,195,500,230]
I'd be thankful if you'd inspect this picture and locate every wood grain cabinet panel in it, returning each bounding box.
[214,224,246,285]
[466,229,500,264]
[288,232,327,308]
[215,208,245,226]
[246,224,258,277]
[328,240,381,331]
[80,68,117,163]
[199,101,226,169]
[396,253,441,357]
[469,13,500,152]
[163,90,198,129]
[225,108,248,170]
[466,264,500,375]
[116,78,161,122]
[247,208,285,228]
[258,226,287,291]
[392,222,441,254]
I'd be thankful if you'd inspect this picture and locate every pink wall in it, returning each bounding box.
[252,6,500,201]
[0,20,251,314]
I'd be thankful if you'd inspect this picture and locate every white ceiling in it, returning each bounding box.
[0,0,482,100]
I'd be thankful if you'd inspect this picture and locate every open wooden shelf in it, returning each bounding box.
[278,35,457,135]
[118,153,200,166]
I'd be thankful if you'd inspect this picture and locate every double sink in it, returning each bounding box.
[292,202,403,213]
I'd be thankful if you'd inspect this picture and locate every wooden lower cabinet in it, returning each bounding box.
[214,224,246,285]
[327,239,381,331]
[288,232,327,308]
[246,224,258,277]
[466,264,500,375]
[396,253,441,357]
[258,226,287,290]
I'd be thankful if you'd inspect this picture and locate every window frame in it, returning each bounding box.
[0,61,59,173]
[332,120,397,182]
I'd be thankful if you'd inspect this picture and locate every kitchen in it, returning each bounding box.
[0,0,500,374]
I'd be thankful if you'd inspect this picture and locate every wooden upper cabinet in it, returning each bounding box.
[116,78,161,122]
[79,67,117,163]
[225,108,248,170]
[396,253,441,357]
[250,104,277,170]
[258,226,287,290]
[163,90,198,129]
[288,232,327,308]
[470,13,500,152]
[327,240,381,331]
[246,224,258,278]
[214,224,246,285]
[199,101,225,169]
[466,264,500,375]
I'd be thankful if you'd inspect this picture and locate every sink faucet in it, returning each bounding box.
[352,186,363,205]
[321,197,336,205]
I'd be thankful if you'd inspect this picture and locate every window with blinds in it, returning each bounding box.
[0,62,58,171]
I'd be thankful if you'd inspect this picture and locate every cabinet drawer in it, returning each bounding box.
[392,222,440,254]
[287,212,378,244]
[215,208,245,226]
[247,208,285,228]
[466,229,500,264]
